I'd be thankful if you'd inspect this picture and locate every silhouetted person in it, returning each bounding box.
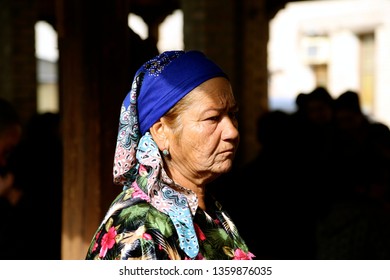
[214,110,308,259]
[332,90,389,201]
[287,87,337,258]
[248,110,301,259]
[316,90,390,259]
[9,112,63,259]
[0,98,23,259]
[0,98,21,170]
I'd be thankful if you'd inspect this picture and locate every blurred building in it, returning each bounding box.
[269,0,390,127]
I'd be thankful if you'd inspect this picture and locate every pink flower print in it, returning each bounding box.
[233,248,255,260]
[92,241,98,253]
[193,223,206,241]
[92,231,101,252]
[185,252,205,260]
[195,252,205,260]
[142,233,152,240]
[131,182,150,202]
[99,227,117,258]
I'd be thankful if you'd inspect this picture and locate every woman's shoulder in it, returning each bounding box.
[86,195,177,260]
[109,192,169,223]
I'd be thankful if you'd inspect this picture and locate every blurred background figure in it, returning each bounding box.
[0,98,23,259]
[0,109,63,259]
[0,98,22,170]
[9,112,63,260]
[316,90,390,259]
[331,90,390,202]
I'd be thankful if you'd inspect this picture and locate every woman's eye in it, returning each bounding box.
[206,115,220,122]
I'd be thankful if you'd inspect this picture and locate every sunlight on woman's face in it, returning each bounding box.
[168,77,239,183]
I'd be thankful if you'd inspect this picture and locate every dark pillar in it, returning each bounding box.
[56,0,130,259]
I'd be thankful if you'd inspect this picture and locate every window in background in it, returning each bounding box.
[35,21,59,113]
[359,32,375,114]
[129,10,183,53]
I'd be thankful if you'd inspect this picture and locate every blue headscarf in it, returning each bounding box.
[133,50,228,135]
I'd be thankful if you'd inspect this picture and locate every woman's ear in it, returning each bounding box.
[149,119,167,149]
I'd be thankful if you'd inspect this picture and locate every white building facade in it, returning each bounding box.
[268,0,390,127]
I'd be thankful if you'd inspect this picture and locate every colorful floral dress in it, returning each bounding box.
[85,176,254,260]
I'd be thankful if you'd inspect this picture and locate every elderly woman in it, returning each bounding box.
[85,50,254,260]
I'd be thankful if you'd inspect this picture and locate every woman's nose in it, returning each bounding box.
[222,116,239,140]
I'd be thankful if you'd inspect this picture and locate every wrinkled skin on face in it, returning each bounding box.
[164,77,239,189]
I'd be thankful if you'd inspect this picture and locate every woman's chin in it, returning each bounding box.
[216,159,234,174]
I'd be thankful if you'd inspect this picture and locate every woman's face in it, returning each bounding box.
[167,77,239,184]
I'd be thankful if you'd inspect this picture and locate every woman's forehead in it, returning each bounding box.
[192,78,234,101]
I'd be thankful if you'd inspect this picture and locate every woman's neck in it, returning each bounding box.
[169,173,207,211]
